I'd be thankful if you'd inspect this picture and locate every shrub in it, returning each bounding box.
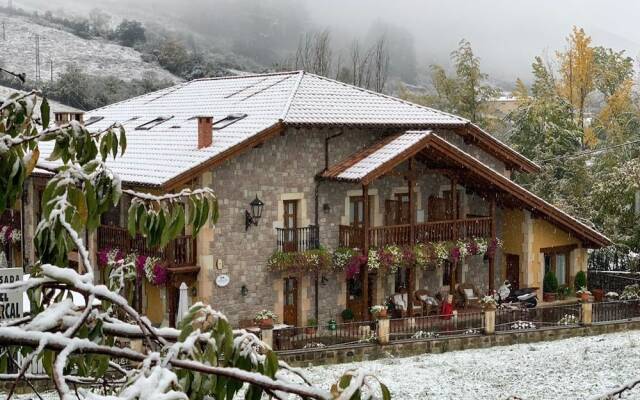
[341,308,354,321]
[543,271,559,293]
[574,270,587,290]
[306,318,317,327]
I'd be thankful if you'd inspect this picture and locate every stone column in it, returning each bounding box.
[261,327,273,348]
[484,308,496,335]
[377,318,390,345]
[581,301,593,326]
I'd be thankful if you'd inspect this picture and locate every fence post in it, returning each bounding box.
[261,327,273,349]
[377,318,390,344]
[484,308,496,335]
[581,301,593,326]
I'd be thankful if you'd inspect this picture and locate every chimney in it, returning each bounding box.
[197,116,213,149]
[54,111,84,126]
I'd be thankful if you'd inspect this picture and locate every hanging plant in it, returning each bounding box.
[0,225,21,247]
[136,255,169,286]
[346,254,367,280]
[367,249,381,272]
[266,247,331,272]
[332,247,357,271]
[486,238,503,258]
[97,247,125,268]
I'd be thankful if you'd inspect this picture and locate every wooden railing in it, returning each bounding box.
[97,225,196,267]
[276,225,320,252]
[338,217,493,249]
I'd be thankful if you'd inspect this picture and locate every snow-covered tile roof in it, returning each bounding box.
[34,71,471,187]
[335,132,430,181]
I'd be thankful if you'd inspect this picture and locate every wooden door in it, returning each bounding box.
[283,277,298,326]
[346,275,363,320]
[384,199,399,226]
[443,190,462,220]
[506,254,520,289]
[283,200,298,252]
[396,193,410,224]
[428,196,447,222]
[350,196,373,228]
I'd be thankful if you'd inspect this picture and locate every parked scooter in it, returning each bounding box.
[495,280,538,309]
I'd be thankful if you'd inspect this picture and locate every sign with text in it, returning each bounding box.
[0,267,23,320]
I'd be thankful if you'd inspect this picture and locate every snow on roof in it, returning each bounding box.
[35,71,468,187]
[336,132,430,181]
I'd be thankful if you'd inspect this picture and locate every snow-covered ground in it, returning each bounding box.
[9,330,640,399]
[301,330,640,399]
[0,12,178,82]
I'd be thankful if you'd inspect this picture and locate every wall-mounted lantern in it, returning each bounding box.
[241,284,249,297]
[245,195,264,231]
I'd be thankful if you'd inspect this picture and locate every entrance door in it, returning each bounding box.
[506,254,520,289]
[283,277,298,326]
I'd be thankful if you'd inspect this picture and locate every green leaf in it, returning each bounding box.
[127,204,138,238]
[381,383,391,400]
[119,126,127,155]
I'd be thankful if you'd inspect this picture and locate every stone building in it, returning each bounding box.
[15,71,610,327]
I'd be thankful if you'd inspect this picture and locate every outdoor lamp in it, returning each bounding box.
[245,195,264,231]
[241,285,249,296]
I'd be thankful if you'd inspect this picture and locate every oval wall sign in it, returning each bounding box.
[215,274,230,287]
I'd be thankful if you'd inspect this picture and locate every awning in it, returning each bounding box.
[320,130,611,248]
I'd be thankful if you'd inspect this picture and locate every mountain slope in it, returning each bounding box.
[0,12,179,83]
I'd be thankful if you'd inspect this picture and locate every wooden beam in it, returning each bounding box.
[489,196,497,292]
[362,184,370,320]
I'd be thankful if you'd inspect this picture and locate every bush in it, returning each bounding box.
[341,308,354,321]
[115,19,146,47]
[306,318,317,327]
[543,271,559,293]
[574,270,587,290]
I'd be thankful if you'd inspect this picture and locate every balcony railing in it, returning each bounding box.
[97,225,196,267]
[0,209,20,228]
[339,217,493,249]
[276,225,320,252]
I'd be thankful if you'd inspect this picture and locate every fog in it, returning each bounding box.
[14,0,640,86]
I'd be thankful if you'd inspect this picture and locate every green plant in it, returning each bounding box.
[544,270,559,293]
[306,318,318,327]
[558,285,571,299]
[574,270,587,290]
[341,308,354,321]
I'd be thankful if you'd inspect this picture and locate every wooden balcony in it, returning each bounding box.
[338,217,493,249]
[0,209,20,228]
[276,225,320,252]
[97,225,196,267]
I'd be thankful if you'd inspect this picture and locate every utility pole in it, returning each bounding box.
[2,22,5,41]
[34,34,41,84]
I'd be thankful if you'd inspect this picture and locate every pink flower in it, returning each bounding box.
[346,255,366,280]
[449,246,461,263]
[152,263,169,285]
[466,240,479,256]
[402,246,416,267]
[136,255,147,279]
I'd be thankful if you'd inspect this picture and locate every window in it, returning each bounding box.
[349,196,373,228]
[395,267,410,292]
[213,113,247,130]
[442,261,453,286]
[135,116,173,130]
[544,249,571,286]
[282,200,298,251]
[84,116,104,126]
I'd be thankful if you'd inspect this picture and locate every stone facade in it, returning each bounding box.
[200,126,509,327]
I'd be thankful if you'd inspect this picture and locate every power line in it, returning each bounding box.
[538,138,640,163]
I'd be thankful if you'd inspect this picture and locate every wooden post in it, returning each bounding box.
[489,196,497,292]
[408,159,416,316]
[362,185,370,320]
[450,176,458,289]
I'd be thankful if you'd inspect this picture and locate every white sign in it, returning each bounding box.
[0,267,23,320]
[215,274,230,287]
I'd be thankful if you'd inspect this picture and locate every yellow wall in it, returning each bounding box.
[145,282,165,325]
[501,209,588,295]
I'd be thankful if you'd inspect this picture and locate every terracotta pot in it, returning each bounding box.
[592,289,604,302]
[543,292,557,302]
[304,326,318,335]
[258,318,274,329]
[377,309,388,319]
[580,292,590,302]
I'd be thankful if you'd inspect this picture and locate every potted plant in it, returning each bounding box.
[327,318,337,331]
[557,285,571,300]
[543,271,558,302]
[305,318,318,335]
[574,271,587,296]
[254,310,277,329]
[370,305,388,319]
[341,308,354,322]
[479,295,497,310]
[592,288,604,302]
[576,287,591,302]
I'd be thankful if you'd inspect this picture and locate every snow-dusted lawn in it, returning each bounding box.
[9,331,640,399]
[301,330,640,399]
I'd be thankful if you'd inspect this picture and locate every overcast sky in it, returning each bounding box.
[304,0,640,83]
[16,0,640,85]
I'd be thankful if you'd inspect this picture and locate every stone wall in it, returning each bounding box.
[279,320,640,367]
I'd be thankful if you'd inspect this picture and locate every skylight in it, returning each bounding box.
[213,113,247,130]
[84,116,104,126]
[135,116,173,130]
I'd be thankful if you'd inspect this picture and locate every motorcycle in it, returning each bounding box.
[495,280,538,309]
